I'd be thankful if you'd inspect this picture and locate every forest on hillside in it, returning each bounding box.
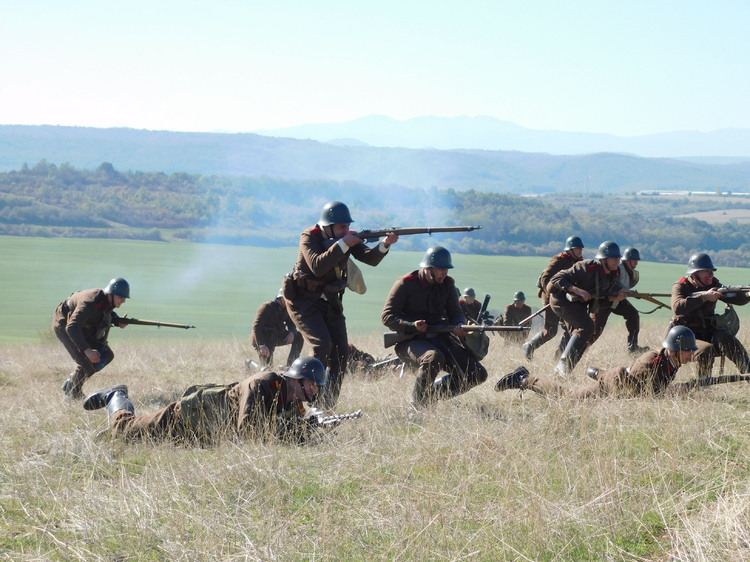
[2,160,750,265]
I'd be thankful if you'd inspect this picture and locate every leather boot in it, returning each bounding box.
[523,334,542,360]
[433,374,463,400]
[558,334,585,376]
[107,391,134,416]
[62,369,87,400]
[83,384,129,410]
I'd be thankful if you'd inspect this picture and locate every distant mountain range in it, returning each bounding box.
[1,123,749,194]
[254,115,750,161]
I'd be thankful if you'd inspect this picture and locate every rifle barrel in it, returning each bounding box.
[356,225,481,239]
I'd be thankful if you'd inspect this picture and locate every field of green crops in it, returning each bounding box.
[2,235,749,345]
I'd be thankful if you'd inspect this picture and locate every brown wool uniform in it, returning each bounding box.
[529,251,583,348]
[502,302,532,343]
[524,348,693,398]
[670,276,750,376]
[590,262,641,348]
[250,298,303,367]
[382,270,487,403]
[549,259,623,340]
[459,298,482,322]
[52,288,120,392]
[284,224,388,406]
[110,371,307,444]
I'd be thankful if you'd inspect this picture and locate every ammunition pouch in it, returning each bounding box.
[712,304,740,336]
[461,326,490,360]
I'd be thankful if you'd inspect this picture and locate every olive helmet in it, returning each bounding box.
[104,277,130,299]
[463,287,476,298]
[420,246,454,269]
[662,326,698,352]
[285,356,328,386]
[514,291,526,301]
[687,253,716,274]
[595,241,622,259]
[564,236,584,250]
[319,201,354,226]
[623,247,641,261]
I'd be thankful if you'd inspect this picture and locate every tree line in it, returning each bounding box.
[2,160,750,265]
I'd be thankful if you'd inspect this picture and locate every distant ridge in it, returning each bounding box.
[1,124,749,194]
[254,115,750,160]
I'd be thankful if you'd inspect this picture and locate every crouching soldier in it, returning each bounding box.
[53,277,130,399]
[494,326,699,399]
[382,246,488,409]
[83,356,328,445]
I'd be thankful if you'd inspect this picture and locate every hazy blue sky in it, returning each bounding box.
[2,0,747,136]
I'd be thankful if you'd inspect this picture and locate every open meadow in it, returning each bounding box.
[2,327,750,560]
[4,235,750,346]
[3,235,750,560]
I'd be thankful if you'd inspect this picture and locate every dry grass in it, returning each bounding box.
[2,326,750,561]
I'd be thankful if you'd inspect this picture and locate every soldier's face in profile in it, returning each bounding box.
[601,257,621,273]
[113,295,126,308]
[330,223,351,238]
[570,247,583,259]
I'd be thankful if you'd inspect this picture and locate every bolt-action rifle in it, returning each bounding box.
[565,291,671,313]
[517,303,551,326]
[114,316,196,329]
[685,373,750,390]
[355,225,481,242]
[306,408,363,428]
[383,324,529,348]
[693,286,750,299]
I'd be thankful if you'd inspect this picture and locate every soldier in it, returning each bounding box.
[670,252,750,377]
[548,241,628,376]
[83,356,328,445]
[494,326,698,398]
[523,236,585,360]
[589,246,648,353]
[500,291,532,344]
[249,290,303,369]
[459,287,482,322]
[53,277,130,399]
[382,246,488,408]
[282,201,398,408]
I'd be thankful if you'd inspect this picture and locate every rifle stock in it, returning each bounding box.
[383,324,529,348]
[355,225,481,242]
[117,317,196,329]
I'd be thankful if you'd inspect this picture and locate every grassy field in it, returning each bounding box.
[2,328,750,560]
[4,235,750,347]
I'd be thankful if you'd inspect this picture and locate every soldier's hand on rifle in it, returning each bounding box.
[119,314,128,329]
[85,348,101,364]
[414,319,429,333]
[611,288,629,302]
[454,324,467,337]
[570,287,591,301]
[342,232,364,247]
[259,345,271,357]
[383,231,399,248]
[700,288,722,302]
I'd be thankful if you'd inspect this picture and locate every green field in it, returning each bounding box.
[3,235,750,345]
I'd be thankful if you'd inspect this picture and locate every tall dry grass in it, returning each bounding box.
[2,324,750,560]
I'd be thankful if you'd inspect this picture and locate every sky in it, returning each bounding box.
[2,0,748,137]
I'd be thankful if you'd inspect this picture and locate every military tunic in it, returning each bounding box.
[284,224,388,407]
[111,371,308,444]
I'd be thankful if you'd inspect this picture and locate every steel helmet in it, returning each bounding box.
[662,326,698,351]
[104,277,130,299]
[319,201,354,226]
[564,236,584,250]
[687,253,716,274]
[285,356,327,386]
[420,246,454,269]
[514,291,526,301]
[595,241,622,259]
[463,287,476,298]
[623,247,641,261]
